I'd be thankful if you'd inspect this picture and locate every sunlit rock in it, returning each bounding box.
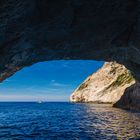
[70,62,135,104]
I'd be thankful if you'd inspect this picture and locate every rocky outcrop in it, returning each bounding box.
[113,82,140,111]
[0,0,140,81]
[70,62,136,104]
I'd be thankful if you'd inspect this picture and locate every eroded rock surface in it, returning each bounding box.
[70,62,135,104]
[0,0,140,81]
[113,82,140,111]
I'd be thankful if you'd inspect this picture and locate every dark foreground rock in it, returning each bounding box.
[113,83,140,111]
[0,0,140,81]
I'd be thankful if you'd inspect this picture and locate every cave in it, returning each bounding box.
[0,60,103,102]
[0,0,140,110]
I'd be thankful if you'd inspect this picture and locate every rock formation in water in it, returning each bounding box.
[113,82,140,111]
[70,62,135,105]
[0,0,140,110]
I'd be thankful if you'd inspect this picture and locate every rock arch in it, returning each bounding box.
[0,0,140,81]
[0,0,140,110]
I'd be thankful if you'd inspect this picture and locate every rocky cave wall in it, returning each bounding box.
[0,0,140,81]
[0,0,140,110]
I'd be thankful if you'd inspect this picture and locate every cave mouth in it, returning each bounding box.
[0,60,104,102]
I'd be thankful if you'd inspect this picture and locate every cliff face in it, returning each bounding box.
[70,62,135,104]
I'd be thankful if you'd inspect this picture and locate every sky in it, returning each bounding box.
[0,60,104,102]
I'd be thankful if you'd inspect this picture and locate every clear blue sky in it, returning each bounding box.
[0,60,104,101]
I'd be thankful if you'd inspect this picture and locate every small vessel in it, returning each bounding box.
[37,100,43,104]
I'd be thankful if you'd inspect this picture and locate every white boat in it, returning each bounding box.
[37,100,43,104]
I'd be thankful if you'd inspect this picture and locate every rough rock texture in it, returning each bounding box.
[70,62,135,104]
[0,0,140,81]
[113,82,140,111]
[0,0,140,110]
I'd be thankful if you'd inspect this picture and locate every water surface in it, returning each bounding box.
[0,102,139,140]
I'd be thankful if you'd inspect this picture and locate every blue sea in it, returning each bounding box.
[0,102,139,140]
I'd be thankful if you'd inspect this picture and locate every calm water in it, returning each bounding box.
[0,102,139,140]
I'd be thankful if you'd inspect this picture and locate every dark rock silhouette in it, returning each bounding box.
[113,83,140,111]
[0,0,140,81]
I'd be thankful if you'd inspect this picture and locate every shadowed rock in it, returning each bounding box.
[0,0,140,81]
[113,82,140,111]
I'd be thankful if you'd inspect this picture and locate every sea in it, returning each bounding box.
[0,102,139,140]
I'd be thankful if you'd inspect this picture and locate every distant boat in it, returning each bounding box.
[37,100,44,104]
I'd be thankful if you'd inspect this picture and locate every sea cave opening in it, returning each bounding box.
[0,60,104,102]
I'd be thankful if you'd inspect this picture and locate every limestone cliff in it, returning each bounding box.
[70,62,135,104]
